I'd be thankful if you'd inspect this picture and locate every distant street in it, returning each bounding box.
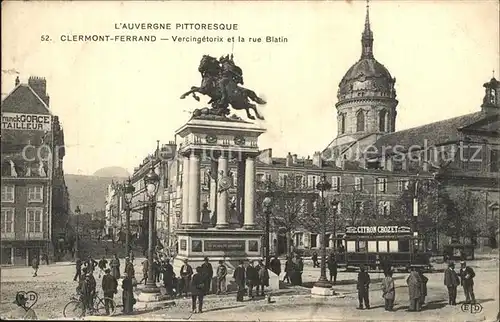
[1,254,498,321]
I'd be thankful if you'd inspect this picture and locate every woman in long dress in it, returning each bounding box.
[406,268,422,312]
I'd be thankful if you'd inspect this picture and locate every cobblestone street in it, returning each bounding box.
[1,255,498,321]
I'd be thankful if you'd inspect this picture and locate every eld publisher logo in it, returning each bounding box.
[461,303,483,314]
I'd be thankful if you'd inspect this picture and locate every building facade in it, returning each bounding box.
[1,76,70,265]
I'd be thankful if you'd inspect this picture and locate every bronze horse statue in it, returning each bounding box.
[180,55,267,120]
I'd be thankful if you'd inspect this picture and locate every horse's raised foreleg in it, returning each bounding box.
[245,89,267,105]
[180,86,200,99]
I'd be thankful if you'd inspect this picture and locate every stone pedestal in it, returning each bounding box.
[311,286,335,297]
[174,115,266,280]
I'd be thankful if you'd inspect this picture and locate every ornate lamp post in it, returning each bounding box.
[331,198,339,253]
[262,180,274,269]
[311,174,333,296]
[74,206,81,258]
[123,178,136,256]
[143,163,160,293]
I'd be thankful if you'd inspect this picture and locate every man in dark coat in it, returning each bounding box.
[444,262,460,305]
[161,259,175,297]
[357,265,371,310]
[109,254,121,280]
[31,257,39,277]
[257,260,270,296]
[86,256,98,274]
[459,261,476,304]
[179,259,193,298]
[296,256,304,285]
[270,256,281,277]
[98,256,108,278]
[190,267,205,313]
[246,261,259,298]
[233,260,246,302]
[74,257,82,282]
[122,275,135,314]
[125,257,135,279]
[101,269,118,315]
[312,252,319,268]
[200,257,213,295]
[327,253,338,285]
[283,256,292,283]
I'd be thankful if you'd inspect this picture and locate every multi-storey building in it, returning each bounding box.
[1,76,70,265]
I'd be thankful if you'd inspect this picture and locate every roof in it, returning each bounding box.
[1,83,50,115]
[374,111,488,153]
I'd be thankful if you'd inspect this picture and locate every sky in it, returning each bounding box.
[1,0,499,176]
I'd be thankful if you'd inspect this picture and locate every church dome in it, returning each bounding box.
[337,4,396,101]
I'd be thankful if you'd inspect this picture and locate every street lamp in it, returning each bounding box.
[312,174,333,295]
[143,163,160,293]
[123,177,136,256]
[331,198,339,254]
[75,206,81,259]
[262,180,274,269]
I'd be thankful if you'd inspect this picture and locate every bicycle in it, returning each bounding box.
[63,292,116,318]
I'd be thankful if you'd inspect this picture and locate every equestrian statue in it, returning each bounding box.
[180,54,267,120]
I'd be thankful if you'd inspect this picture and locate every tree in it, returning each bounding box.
[255,175,317,256]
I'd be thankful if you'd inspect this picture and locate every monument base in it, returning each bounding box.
[174,228,263,269]
[135,291,175,310]
[311,286,336,297]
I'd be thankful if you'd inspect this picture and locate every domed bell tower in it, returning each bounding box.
[335,1,398,138]
[481,75,500,114]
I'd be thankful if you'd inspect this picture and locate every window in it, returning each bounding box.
[200,169,207,185]
[491,150,499,172]
[340,114,346,134]
[331,176,341,192]
[355,201,364,214]
[379,110,387,132]
[379,201,391,216]
[264,173,272,182]
[358,240,367,252]
[377,178,387,192]
[347,240,356,252]
[278,173,288,187]
[356,110,365,132]
[1,208,14,236]
[355,177,364,191]
[399,240,410,252]
[388,240,399,252]
[308,175,319,189]
[368,240,377,252]
[398,179,410,191]
[256,173,265,182]
[310,234,318,248]
[295,175,304,188]
[378,241,388,252]
[1,185,15,202]
[26,208,43,235]
[294,233,304,247]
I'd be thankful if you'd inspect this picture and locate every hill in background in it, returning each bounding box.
[65,174,127,214]
[93,166,130,178]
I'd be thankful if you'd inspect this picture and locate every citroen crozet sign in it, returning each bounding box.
[345,226,412,234]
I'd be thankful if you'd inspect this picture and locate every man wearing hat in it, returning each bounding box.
[200,257,213,295]
[444,262,460,305]
[459,261,476,304]
[102,269,118,315]
[356,265,371,310]
[179,259,193,298]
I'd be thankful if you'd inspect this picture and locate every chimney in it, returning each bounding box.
[257,148,273,165]
[285,152,293,167]
[15,76,20,86]
[28,76,50,106]
[312,151,322,168]
[292,154,298,164]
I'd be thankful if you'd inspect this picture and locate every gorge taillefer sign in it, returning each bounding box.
[1,112,51,131]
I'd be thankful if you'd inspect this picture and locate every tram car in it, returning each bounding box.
[335,225,432,272]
